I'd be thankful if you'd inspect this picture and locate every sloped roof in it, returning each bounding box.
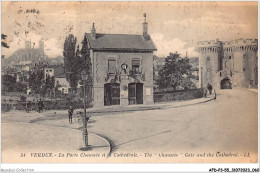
[54,65,65,77]
[86,33,157,51]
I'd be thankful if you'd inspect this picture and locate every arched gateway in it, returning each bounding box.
[220,78,232,89]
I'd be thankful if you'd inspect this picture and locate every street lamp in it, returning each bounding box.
[81,69,89,149]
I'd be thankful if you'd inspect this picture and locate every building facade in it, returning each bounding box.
[86,14,157,108]
[197,39,258,89]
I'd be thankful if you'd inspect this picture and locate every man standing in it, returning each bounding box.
[38,99,44,113]
[207,83,213,95]
[68,105,74,124]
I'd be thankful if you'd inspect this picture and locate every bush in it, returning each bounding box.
[20,95,27,102]
[154,89,203,103]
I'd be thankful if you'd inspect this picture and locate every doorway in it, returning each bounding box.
[220,78,232,89]
[128,83,143,105]
[104,83,120,106]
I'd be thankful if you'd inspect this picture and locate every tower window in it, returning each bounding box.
[229,56,231,59]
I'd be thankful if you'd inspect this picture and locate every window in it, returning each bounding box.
[243,68,246,72]
[220,72,222,77]
[46,70,48,72]
[225,61,228,67]
[207,57,210,60]
[50,70,52,72]
[229,56,231,59]
[108,59,116,74]
[132,59,140,74]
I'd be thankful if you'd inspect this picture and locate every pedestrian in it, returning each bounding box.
[38,99,44,113]
[207,83,213,95]
[68,105,74,124]
[204,87,207,98]
[27,101,31,113]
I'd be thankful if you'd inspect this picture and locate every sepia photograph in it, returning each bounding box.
[1,1,258,167]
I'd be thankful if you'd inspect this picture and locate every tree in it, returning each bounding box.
[1,34,9,49]
[28,70,44,94]
[44,75,55,97]
[2,75,16,92]
[63,34,78,92]
[1,33,9,59]
[81,34,93,105]
[156,52,195,91]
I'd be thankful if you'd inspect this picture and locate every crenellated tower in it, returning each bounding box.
[223,39,257,88]
[197,39,224,89]
[197,38,258,89]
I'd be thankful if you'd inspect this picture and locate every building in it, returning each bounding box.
[85,14,157,107]
[196,38,258,89]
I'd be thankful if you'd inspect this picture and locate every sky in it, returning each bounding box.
[1,1,258,58]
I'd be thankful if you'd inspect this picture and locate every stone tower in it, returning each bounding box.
[197,38,258,89]
[39,40,44,53]
[223,39,258,88]
[197,39,223,89]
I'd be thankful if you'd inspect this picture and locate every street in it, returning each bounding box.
[1,89,258,163]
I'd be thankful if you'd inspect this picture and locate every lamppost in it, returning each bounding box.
[81,70,89,149]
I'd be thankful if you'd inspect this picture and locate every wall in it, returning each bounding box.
[92,51,154,108]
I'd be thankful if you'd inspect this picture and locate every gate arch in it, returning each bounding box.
[220,78,232,89]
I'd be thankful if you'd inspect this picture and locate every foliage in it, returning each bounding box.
[20,95,27,102]
[15,82,27,93]
[1,34,9,48]
[2,75,16,92]
[28,70,44,94]
[156,53,195,91]
[63,34,93,103]
[63,34,78,92]
[154,88,203,103]
[81,34,93,105]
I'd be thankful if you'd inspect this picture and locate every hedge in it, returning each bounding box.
[154,88,203,103]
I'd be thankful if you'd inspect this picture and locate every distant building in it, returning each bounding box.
[188,57,199,88]
[85,14,157,107]
[197,38,258,89]
[54,73,70,94]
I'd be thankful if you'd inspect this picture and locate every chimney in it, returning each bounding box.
[143,13,148,39]
[91,23,96,40]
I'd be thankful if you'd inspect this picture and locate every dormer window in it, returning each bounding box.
[132,59,140,74]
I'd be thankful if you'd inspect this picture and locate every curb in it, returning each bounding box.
[26,121,112,155]
[86,96,215,114]
[89,131,114,157]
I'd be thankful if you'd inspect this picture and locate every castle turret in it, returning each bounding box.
[223,38,258,88]
[196,39,223,89]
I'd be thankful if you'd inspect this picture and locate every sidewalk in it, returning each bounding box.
[247,88,258,93]
[84,95,215,114]
[2,111,111,158]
